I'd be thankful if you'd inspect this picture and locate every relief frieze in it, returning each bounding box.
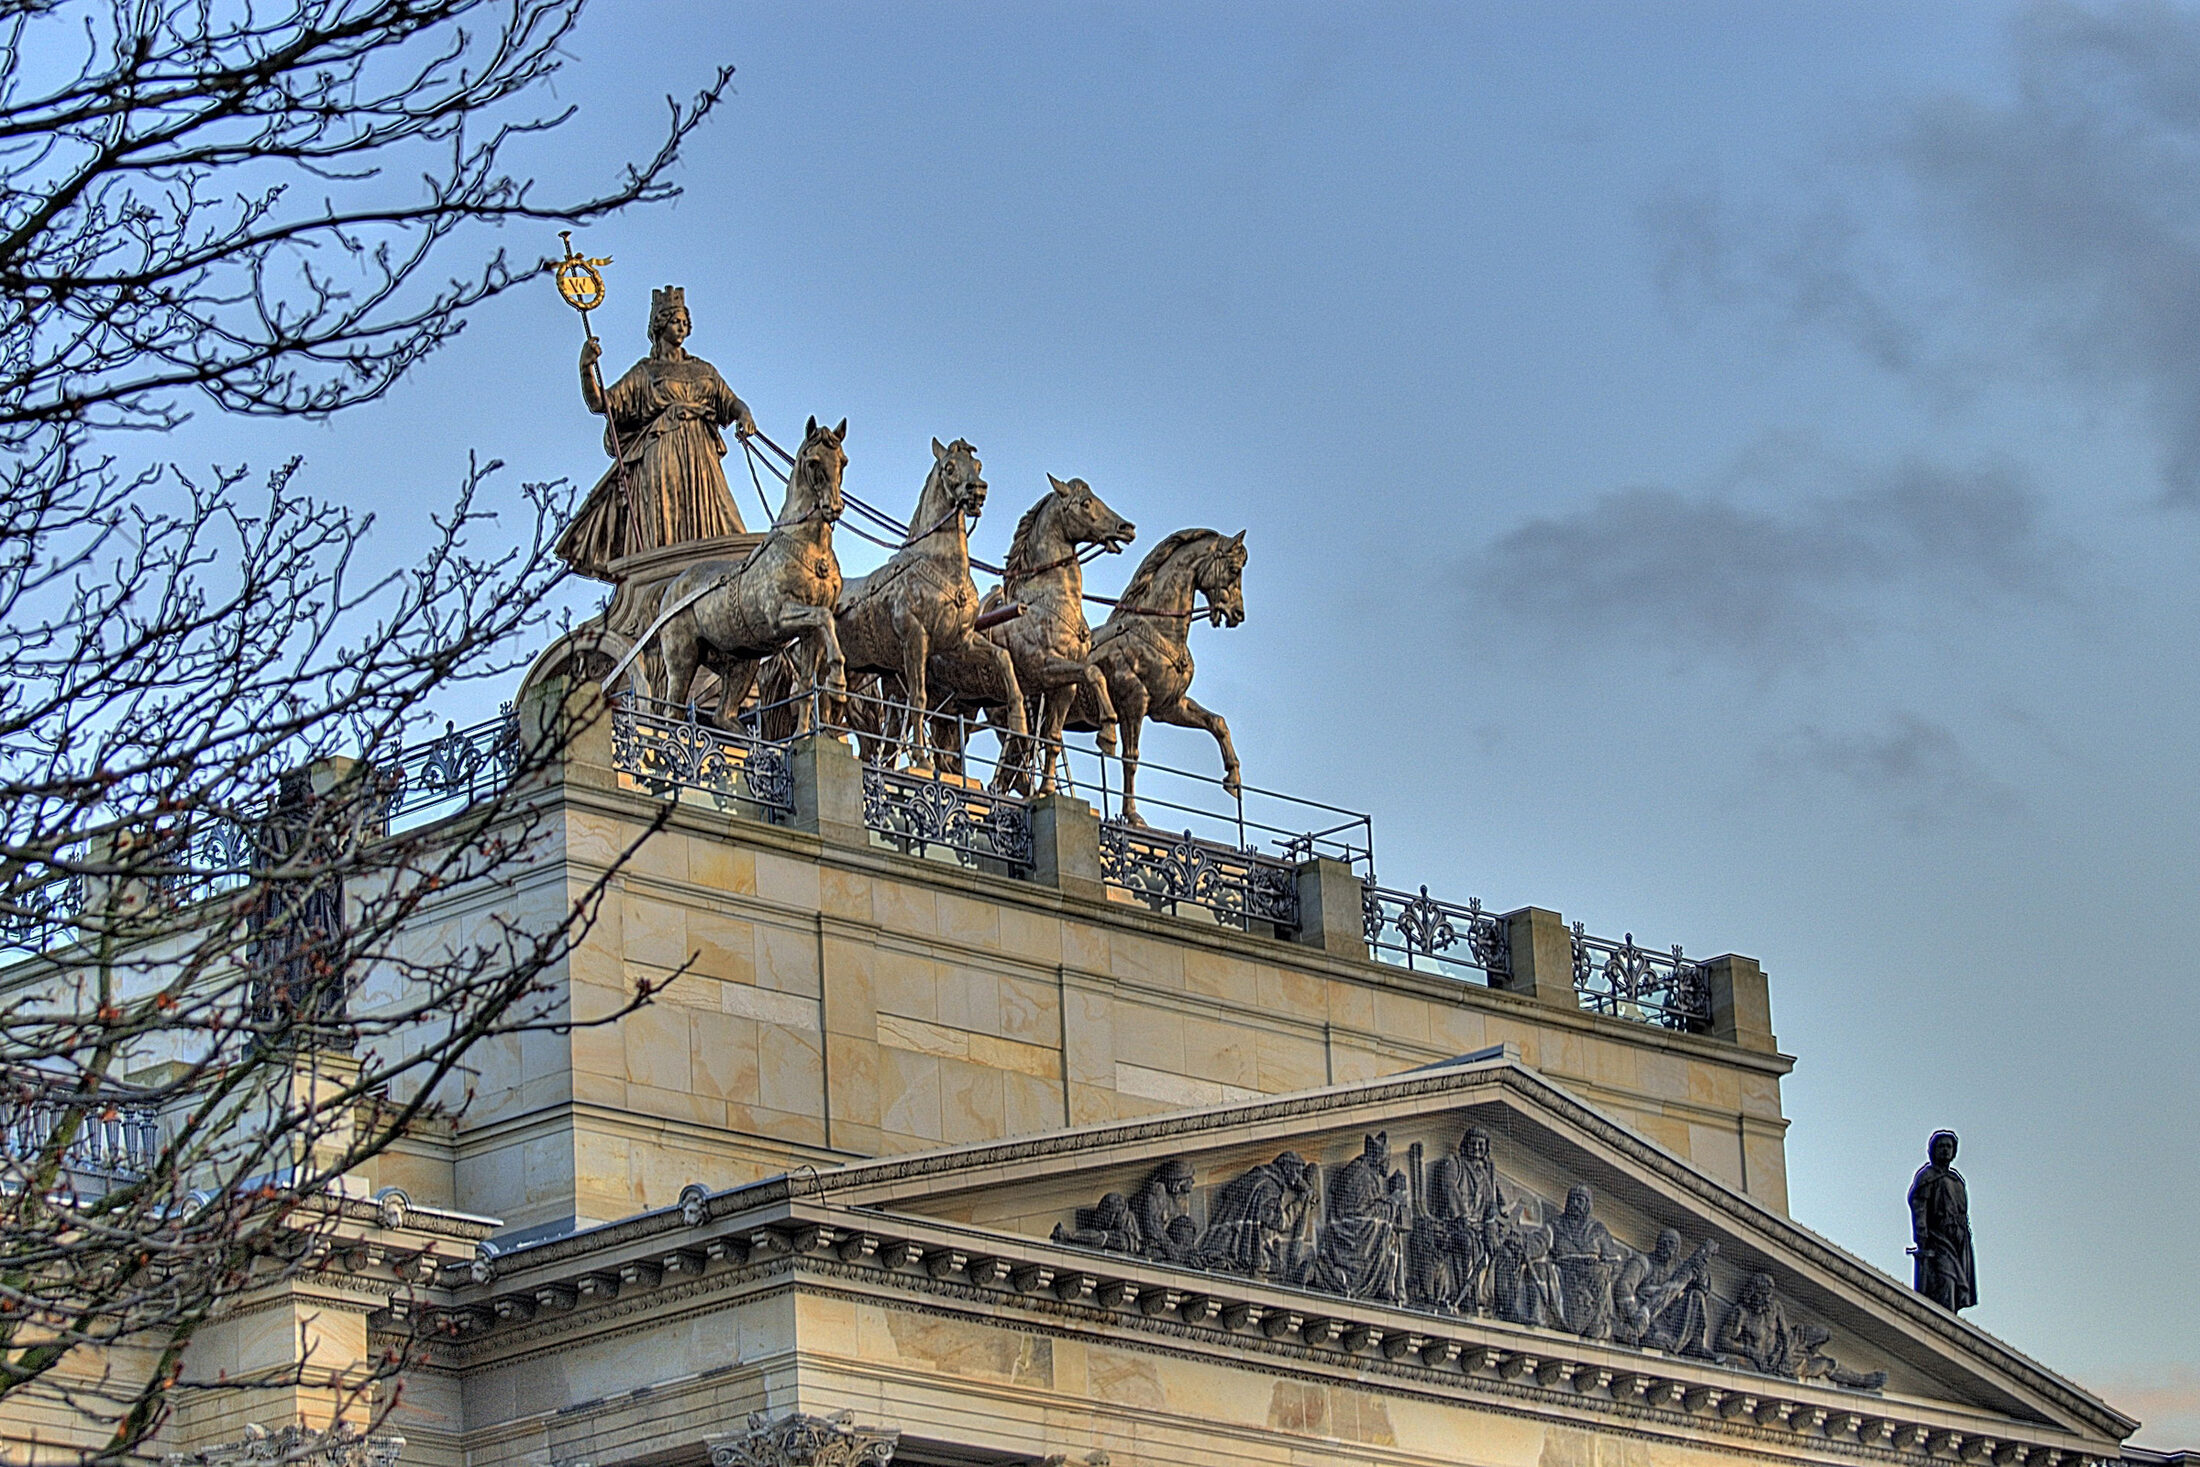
[1050,1124,1886,1393]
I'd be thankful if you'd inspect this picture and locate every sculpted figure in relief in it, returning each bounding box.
[1716,1271,1887,1391]
[1909,1130,1977,1313]
[1303,1132,1411,1306]
[1615,1228,1718,1355]
[1412,1124,1504,1314]
[1052,1191,1139,1255]
[1194,1151,1318,1282]
[1479,1190,1556,1327]
[1545,1183,1631,1340]
[557,286,757,577]
[1128,1160,1197,1263]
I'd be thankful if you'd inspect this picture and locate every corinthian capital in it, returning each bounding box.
[704,1411,898,1467]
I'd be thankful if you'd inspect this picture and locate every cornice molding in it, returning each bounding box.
[422,1205,2120,1466]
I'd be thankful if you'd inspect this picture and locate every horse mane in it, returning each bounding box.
[1115,528,1219,609]
[1004,493,1056,577]
[913,440,973,526]
[779,425,832,518]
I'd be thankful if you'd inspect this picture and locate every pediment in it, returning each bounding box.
[811,1055,2129,1447]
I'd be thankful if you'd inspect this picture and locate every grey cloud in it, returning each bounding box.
[1467,458,2060,672]
[1650,1,2200,502]
[1759,713,2022,831]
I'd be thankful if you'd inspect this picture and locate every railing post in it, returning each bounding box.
[1293,858,1367,960]
[790,732,867,847]
[1702,954,1778,1053]
[1498,907,1580,1009]
[1030,793,1104,902]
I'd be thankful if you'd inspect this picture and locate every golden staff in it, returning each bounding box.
[554,230,633,511]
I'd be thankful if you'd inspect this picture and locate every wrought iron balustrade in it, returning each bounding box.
[0,819,258,959]
[1097,823,1300,932]
[0,1075,161,1182]
[380,707,525,828]
[609,696,793,818]
[1570,924,1710,1032]
[1361,883,1510,983]
[862,765,1033,873]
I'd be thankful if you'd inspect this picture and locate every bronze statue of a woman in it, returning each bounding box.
[554,285,758,578]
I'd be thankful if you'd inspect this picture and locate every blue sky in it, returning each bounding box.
[155,2,2200,1443]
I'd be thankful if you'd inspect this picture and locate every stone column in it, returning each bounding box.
[1293,857,1367,961]
[789,733,867,848]
[1702,954,1778,1054]
[1498,907,1579,1010]
[1031,792,1104,902]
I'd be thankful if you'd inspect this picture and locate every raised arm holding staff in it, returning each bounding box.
[552,236,757,579]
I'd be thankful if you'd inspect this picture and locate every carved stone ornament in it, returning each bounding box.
[705,1411,898,1467]
[1050,1127,1887,1393]
[163,1422,405,1467]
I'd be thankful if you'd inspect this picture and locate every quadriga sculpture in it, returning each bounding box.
[831,438,1024,765]
[1066,528,1246,825]
[656,416,848,730]
[960,475,1134,795]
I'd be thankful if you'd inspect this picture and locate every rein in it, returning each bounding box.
[745,422,1127,601]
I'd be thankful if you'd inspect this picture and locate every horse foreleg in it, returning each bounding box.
[1156,693,1241,796]
[780,605,847,731]
[660,615,702,711]
[898,620,932,769]
[1112,680,1150,826]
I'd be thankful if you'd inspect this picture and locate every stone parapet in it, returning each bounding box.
[1704,953,1778,1055]
[1030,793,1103,902]
[1499,906,1580,1010]
[1292,857,1367,961]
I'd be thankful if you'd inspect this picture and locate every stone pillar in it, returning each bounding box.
[1293,858,1367,961]
[1498,907,1579,1010]
[789,732,867,848]
[1031,792,1104,902]
[1703,954,1778,1054]
[517,674,618,793]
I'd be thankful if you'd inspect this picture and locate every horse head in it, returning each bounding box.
[790,415,848,526]
[1197,529,1248,627]
[1044,472,1135,554]
[930,436,987,523]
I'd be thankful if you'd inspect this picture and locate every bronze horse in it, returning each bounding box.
[967,475,1133,795]
[1067,528,1247,824]
[830,438,1024,765]
[655,416,848,730]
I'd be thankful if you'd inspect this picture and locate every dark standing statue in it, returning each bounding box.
[1908,1129,1977,1312]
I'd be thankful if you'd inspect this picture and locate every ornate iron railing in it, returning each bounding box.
[1097,823,1300,931]
[0,873,87,956]
[0,818,259,959]
[609,697,793,819]
[862,765,1033,873]
[380,708,524,826]
[1361,883,1510,983]
[1571,924,1710,1032]
[0,1075,161,1181]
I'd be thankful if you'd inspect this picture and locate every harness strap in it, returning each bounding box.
[600,577,723,690]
